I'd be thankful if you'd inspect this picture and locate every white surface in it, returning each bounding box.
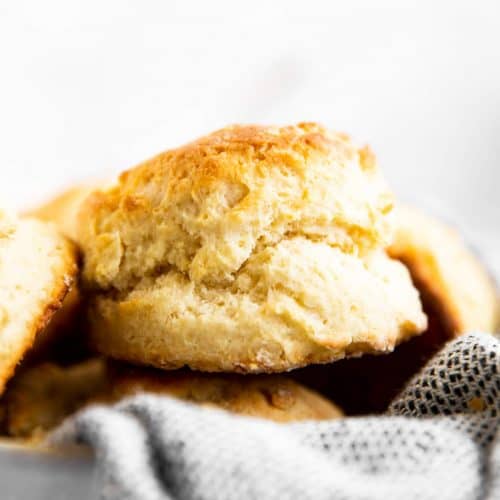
[0,443,96,500]
[0,1,498,270]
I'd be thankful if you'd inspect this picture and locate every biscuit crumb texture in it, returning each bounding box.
[79,123,427,372]
[0,213,77,392]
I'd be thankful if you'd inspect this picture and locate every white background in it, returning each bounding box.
[0,1,498,273]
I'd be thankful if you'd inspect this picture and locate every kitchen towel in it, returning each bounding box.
[50,332,499,500]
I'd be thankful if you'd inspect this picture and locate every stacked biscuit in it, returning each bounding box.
[0,123,497,440]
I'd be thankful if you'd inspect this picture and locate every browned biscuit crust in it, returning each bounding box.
[0,216,78,394]
[388,205,499,335]
[78,123,426,372]
[105,363,344,423]
[2,359,342,439]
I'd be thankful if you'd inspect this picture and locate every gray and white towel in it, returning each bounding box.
[50,333,500,500]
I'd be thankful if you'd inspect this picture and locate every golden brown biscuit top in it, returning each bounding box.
[119,123,375,188]
[79,123,394,291]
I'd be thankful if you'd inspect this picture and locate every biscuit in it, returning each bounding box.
[26,184,97,242]
[388,205,499,335]
[2,359,342,438]
[21,285,86,365]
[79,123,427,372]
[24,184,107,361]
[2,359,107,438]
[293,305,454,415]
[106,364,343,423]
[294,206,499,415]
[0,212,78,393]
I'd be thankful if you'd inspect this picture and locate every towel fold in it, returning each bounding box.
[50,333,500,500]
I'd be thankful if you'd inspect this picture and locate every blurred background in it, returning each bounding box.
[0,1,498,274]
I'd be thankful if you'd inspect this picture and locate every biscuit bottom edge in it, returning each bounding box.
[88,238,427,373]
